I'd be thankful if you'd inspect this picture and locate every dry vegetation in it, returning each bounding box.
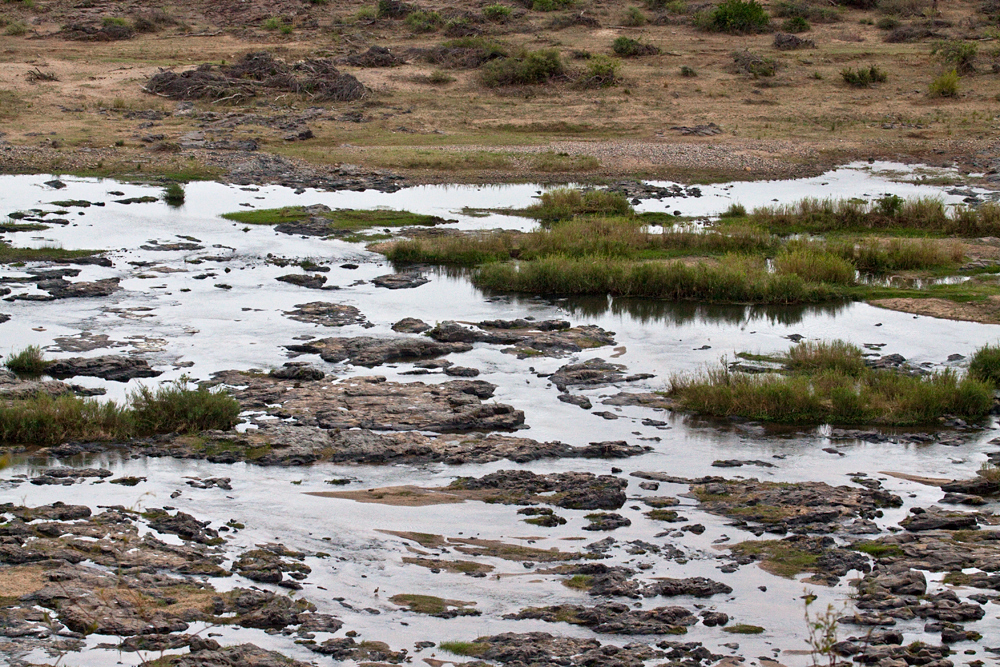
[0,0,998,182]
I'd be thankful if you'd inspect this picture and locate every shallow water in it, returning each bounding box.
[1,163,998,666]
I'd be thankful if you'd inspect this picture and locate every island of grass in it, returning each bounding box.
[664,340,996,426]
[373,189,1000,315]
[220,206,451,232]
[0,242,103,265]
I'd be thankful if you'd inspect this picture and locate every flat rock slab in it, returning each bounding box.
[10,278,121,301]
[548,358,654,392]
[429,319,616,357]
[0,314,8,324]
[276,274,332,290]
[215,372,524,432]
[283,302,369,327]
[392,317,430,333]
[286,335,471,367]
[506,603,697,634]
[371,272,429,289]
[0,369,75,399]
[47,355,162,382]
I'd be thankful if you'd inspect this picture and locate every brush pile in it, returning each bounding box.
[144,51,367,103]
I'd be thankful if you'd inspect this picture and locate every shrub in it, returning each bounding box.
[262,16,292,33]
[4,20,26,35]
[483,3,513,21]
[130,381,240,435]
[612,36,660,57]
[719,203,747,218]
[697,0,771,34]
[102,16,131,27]
[377,0,411,18]
[932,40,977,74]
[786,340,866,375]
[781,16,810,31]
[531,0,573,10]
[773,247,856,285]
[405,9,442,32]
[524,188,632,221]
[163,182,185,206]
[969,344,1000,387]
[480,49,564,86]
[623,6,648,25]
[877,0,928,16]
[581,55,621,87]
[773,1,840,22]
[929,69,959,97]
[732,50,777,77]
[680,65,697,76]
[427,69,455,84]
[841,64,888,87]
[876,16,899,29]
[4,346,50,377]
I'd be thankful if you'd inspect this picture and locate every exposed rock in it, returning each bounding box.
[286,335,472,367]
[215,372,523,433]
[277,273,330,289]
[446,631,665,667]
[308,637,406,662]
[450,470,628,510]
[170,641,315,667]
[283,302,368,327]
[900,508,979,532]
[643,577,733,598]
[429,319,616,357]
[234,544,311,586]
[548,358,654,392]
[371,272,429,289]
[392,317,430,333]
[269,362,325,381]
[12,277,121,300]
[584,512,632,531]
[506,603,697,634]
[46,355,161,382]
[143,508,221,545]
[29,467,113,485]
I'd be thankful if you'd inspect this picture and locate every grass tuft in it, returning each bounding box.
[4,346,50,377]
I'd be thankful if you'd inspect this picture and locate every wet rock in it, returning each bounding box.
[174,641,314,667]
[267,362,324,381]
[0,502,92,521]
[185,477,232,490]
[429,319,616,357]
[224,587,316,629]
[643,577,733,598]
[712,459,776,468]
[308,637,406,662]
[14,277,121,300]
[900,508,979,532]
[144,508,221,545]
[283,301,368,327]
[371,272,429,289]
[519,507,568,526]
[559,393,593,409]
[0,314,8,324]
[139,242,203,251]
[449,631,663,667]
[46,355,162,382]
[865,568,928,596]
[444,365,479,377]
[451,470,628,510]
[549,358,654,392]
[700,611,729,627]
[392,317,430,333]
[216,372,522,433]
[285,335,472,367]
[277,273,331,290]
[506,602,697,634]
[110,476,146,486]
[689,478,902,535]
[584,512,632,531]
[234,544,311,584]
[29,467,113,485]
[940,492,987,506]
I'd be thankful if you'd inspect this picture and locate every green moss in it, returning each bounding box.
[851,541,904,558]
[730,541,819,578]
[439,641,489,657]
[0,243,102,264]
[723,623,765,634]
[645,509,681,521]
[220,207,448,231]
[561,574,594,590]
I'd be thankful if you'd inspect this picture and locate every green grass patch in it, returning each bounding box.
[695,0,771,34]
[163,182,185,206]
[731,541,818,578]
[562,574,594,590]
[0,242,101,264]
[220,207,448,231]
[480,49,564,87]
[0,382,240,446]
[968,343,1000,387]
[4,346,51,378]
[666,340,993,425]
[850,541,904,558]
[519,188,634,222]
[723,623,765,634]
[473,254,834,304]
[439,641,489,657]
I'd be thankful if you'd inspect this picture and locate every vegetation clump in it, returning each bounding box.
[696,0,771,34]
[732,50,778,77]
[4,346,51,377]
[0,381,240,446]
[163,182,185,206]
[480,49,564,87]
[968,343,1000,387]
[928,69,959,98]
[220,207,447,231]
[612,36,660,57]
[666,340,994,425]
[841,64,887,87]
[522,188,632,222]
[932,40,977,74]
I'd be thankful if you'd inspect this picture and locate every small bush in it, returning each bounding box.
[262,16,292,33]
[377,0,411,18]
[773,247,856,285]
[4,346,50,377]
[773,1,840,22]
[531,0,573,10]
[405,9,442,32]
[696,0,771,34]
[841,64,888,87]
[612,36,660,57]
[719,202,747,218]
[163,182,185,206]
[732,50,777,77]
[4,21,26,35]
[969,344,1000,387]
[622,6,648,25]
[581,55,621,87]
[427,69,455,84]
[130,382,240,435]
[480,49,564,87]
[483,3,513,21]
[680,65,697,76]
[929,69,959,97]
[932,40,977,74]
[876,16,899,29]
[877,0,928,16]
[102,17,131,27]
[781,16,810,31]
